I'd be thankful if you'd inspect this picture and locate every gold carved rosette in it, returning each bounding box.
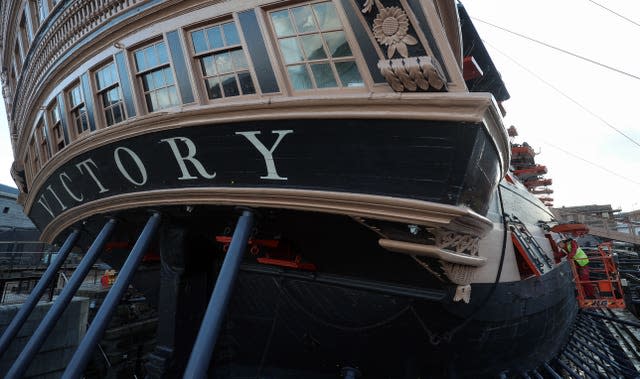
[360,0,447,92]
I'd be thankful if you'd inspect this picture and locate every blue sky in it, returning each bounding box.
[0,0,638,211]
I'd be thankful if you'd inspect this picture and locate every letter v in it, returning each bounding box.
[37,194,55,218]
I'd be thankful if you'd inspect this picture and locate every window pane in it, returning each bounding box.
[215,52,233,73]
[238,72,256,95]
[222,23,240,46]
[313,3,342,31]
[205,77,222,99]
[311,63,337,88]
[221,74,239,97]
[96,63,117,90]
[168,86,179,106]
[81,113,89,132]
[134,50,146,71]
[112,104,123,124]
[157,42,169,64]
[200,55,217,76]
[157,88,172,109]
[52,104,60,123]
[191,30,207,53]
[101,92,111,107]
[108,87,121,104]
[279,38,304,64]
[207,26,224,49]
[271,10,294,37]
[162,66,175,85]
[151,70,163,89]
[324,31,351,57]
[146,46,158,68]
[287,65,312,90]
[230,49,248,70]
[145,92,156,111]
[70,86,81,107]
[335,61,364,87]
[300,34,326,60]
[292,6,317,34]
[105,109,114,126]
[141,74,152,91]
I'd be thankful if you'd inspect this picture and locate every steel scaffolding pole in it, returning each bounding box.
[62,212,161,379]
[183,209,254,379]
[0,229,80,359]
[6,219,117,379]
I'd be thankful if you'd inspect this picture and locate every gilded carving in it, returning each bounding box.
[361,0,418,59]
[377,56,447,92]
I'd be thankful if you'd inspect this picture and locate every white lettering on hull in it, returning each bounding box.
[235,130,293,180]
[160,137,217,180]
[33,129,294,224]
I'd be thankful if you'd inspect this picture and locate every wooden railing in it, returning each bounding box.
[10,0,146,146]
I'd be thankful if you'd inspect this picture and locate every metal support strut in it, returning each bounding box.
[62,212,161,379]
[6,219,117,379]
[0,229,80,359]
[183,209,255,379]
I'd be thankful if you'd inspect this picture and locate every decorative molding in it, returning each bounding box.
[434,230,479,257]
[378,56,446,92]
[378,239,487,267]
[36,187,494,243]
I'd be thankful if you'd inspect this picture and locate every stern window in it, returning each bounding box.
[268,1,364,91]
[190,21,257,100]
[95,62,126,126]
[35,118,50,164]
[67,83,90,139]
[134,41,179,112]
[48,99,66,152]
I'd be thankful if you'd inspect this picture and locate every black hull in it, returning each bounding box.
[206,262,577,378]
[29,118,500,232]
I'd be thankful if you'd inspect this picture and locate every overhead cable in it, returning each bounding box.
[483,40,640,149]
[542,141,640,186]
[586,0,640,29]
[472,17,640,81]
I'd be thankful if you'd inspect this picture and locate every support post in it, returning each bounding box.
[0,229,80,360]
[6,219,117,379]
[146,223,215,377]
[62,212,161,379]
[183,209,254,379]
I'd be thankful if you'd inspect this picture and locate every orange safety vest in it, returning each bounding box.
[566,241,589,267]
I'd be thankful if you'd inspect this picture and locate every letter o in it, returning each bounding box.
[114,147,148,186]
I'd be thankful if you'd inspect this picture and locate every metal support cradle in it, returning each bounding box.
[62,211,161,379]
[6,219,117,379]
[0,229,80,359]
[183,209,255,379]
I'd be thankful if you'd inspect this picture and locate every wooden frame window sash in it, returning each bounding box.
[190,20,258,101]
[133,40,180,112]
[67,82,90,139]
[95,61,126,127]
[48,100,65,153]
[267,0,365,91]
[35,118,50,164]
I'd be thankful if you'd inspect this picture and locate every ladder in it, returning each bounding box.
[506,215,554,276]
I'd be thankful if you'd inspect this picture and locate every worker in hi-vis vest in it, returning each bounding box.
[558,239,595,298]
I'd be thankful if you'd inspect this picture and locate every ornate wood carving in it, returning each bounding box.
[377,56,446,92]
